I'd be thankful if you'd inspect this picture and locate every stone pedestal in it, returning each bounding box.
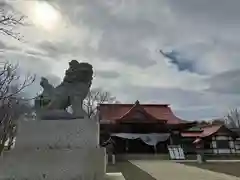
[0,118,106,180]
[197,153,206,164]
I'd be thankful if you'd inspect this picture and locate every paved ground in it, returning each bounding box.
[105,173,126,180]
[107,162,156,180]
[182,162,240,178]
[176,159,240,163]
[130,160,240,180]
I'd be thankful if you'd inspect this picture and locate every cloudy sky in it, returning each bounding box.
[1,0,240,120]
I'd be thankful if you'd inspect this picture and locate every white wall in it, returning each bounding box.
[211,136,238,154]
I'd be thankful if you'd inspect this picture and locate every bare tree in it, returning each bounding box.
[83,88,119,119]
[0,3,26,40]
[0,3,32,154]
[224,109,240,129]
[0,62,35,155]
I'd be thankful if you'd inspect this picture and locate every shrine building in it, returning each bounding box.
[98,100,240,155]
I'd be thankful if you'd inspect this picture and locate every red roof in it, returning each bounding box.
[181,124,233,138]
[98,100,186,124]
[181,132,203,137]
[200,125,223,137]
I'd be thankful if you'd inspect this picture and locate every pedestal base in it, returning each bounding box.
[0,148,105,180]
[0,118,105,180]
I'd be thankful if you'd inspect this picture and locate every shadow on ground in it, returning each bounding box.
[107,161,156,180]
[182,162,240,177]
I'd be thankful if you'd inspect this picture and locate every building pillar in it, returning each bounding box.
[195,140,206,164]
[169,136,173,145]
[154,145,157,154]
[170,131,180,145]
[125,139,129,152]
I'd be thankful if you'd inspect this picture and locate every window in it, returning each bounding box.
[216,140,230,149]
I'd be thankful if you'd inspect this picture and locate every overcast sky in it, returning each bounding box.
[1,0,240,120]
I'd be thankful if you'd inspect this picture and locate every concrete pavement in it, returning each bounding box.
[174,159,240,163]
[130,160,240,180]
[106,173,125,180]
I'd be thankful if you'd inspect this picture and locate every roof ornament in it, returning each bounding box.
[135,100,140,105]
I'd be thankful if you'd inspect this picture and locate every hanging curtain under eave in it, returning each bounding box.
[111,133,170,146]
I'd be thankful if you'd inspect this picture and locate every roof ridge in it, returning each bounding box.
[99,103,169,106]
[116,101,167,122]
[117,101,138,119]
[98,100,186,124]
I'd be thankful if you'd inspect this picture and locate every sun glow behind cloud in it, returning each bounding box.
[31,1,61,31]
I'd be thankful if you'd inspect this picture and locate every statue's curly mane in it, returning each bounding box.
[63,60,93,84]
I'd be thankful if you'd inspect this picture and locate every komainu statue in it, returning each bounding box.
[35,60,93,120]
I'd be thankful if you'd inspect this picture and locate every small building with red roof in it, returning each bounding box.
[181,124,239,155]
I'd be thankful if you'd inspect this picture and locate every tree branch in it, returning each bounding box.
[83,89,119,118]
[0,6,26,40]
[0,61,35,154]
[224,108,240,128]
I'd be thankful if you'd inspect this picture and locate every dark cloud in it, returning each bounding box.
[160,50,199,74]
